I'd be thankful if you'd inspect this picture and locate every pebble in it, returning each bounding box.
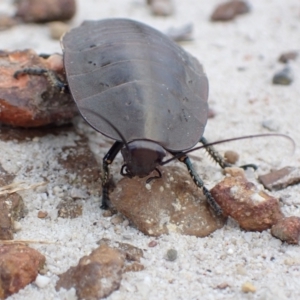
[258,166,300,190]
[272,66,293,85]
[224,150,239,164]
[241,282,256,293]
[278,51,298,63]
[166,249,177,261]
[34,274,51,288]
[148,0,174,16]
[271,216,300,244]
[211,0,250,22]
[261,119,280,132]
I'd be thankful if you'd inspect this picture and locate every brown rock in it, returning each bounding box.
[110,166,226,237]
[56,244,125,300]
[37,211,48,218]
[259,167,300,190]
[278,51,298,63]
[211,0,250,22]
[271,216,300,244]
[0,49,76,127]
[0,244,46,298]
[57,200,82,219]
[15,0,76,23]
[224,150,239,164]
[210,174,283,231]
[0,165,25,240]
[58,135,102,193]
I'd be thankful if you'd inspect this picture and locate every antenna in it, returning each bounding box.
[160,133,295,165]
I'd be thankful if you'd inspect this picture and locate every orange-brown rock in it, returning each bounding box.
[56,244,124,300]
[0,244,46,298]
[15,0,76,23]
[110,166,226,237]
[211,0,250,22]
[211,171,283,231]
[0,49,76,127]
[271,216,300,244]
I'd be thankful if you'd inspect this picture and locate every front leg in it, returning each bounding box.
[14,68,69,93]
[173,152,223,215]
[101,141,123,209]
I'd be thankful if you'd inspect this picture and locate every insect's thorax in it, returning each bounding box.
[121,140,166,178]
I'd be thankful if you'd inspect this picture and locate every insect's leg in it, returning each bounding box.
[102,141,124,209]
[175,153,223,215]
[14,68,69,93]
[200,136,230,169]
[200,136,257,170]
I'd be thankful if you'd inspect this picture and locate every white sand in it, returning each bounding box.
[1,0,300,299]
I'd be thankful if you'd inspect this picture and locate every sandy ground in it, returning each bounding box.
[1,0,300,299]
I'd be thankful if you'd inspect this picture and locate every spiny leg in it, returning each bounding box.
[200,136,257,170]
[176,154,222,215]
[101,141,123,209]
[14,68,69,93]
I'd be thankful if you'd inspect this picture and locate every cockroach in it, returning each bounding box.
[13,19,293,215]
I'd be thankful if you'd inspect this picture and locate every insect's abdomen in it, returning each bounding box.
[62,19,208,151]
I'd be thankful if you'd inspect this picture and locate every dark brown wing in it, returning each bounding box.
[62,18,208,151]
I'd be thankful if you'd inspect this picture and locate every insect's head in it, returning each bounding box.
[121,140,166,178]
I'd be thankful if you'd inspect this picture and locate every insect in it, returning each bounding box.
[14,19,265,215]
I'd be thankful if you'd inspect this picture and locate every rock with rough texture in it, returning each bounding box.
[278,51,298,63]
[272,66,293,85]
[0,244,46,299]
[211,0,250,22]
[271,216,300,244]
[210,170,283,231]
[15,0,76,23]
[56,244,125,300]
[259,167,300,190]
[110,166,226,237]
[0,49,76,127]
[0,165,26,240]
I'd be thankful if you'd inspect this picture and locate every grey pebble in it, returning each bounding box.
[272,66,293,85]
[166,249,177,261]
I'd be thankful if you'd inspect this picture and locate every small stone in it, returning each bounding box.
[110,215,124,225]
[49,21,69,40]
[210,175,283,231]
[224,167,245,178]
[115,242,144,262]
[211,0,250,22]
[166,23,193,42]
[166,249,177,261]
[56,244,125,299]
[0,14,17,30]
[272,66,293,85]
[149,0,174,16]
[57,200,82,219]
[208,108,216,119]
[278,51,298,63]
[110,166,226,237]
[102,210,113,217]
[37,211,48,218]
[0,244,46,298]
[13,221,22,232]
[261,119,280,132]
[271,216,300,244]
[224,150,239,164]
[148,240,158,247]
[216,282,230,289]
[258,166,300,191]
[34,274,51,288]
[15,0,76,23]
[70,187,88,200]
[123,262,144,272]
[242,282,256,293]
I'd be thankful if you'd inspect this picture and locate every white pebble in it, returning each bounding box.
[35,274,51,288]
